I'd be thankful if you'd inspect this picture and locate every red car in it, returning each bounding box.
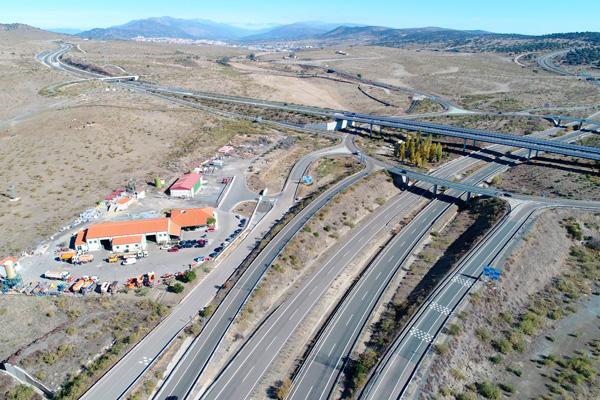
[167,247,180,253]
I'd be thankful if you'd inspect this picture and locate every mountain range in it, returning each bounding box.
[77,17,354,42]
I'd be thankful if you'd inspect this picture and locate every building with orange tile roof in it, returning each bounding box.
[74,217,180,252]
[169,208,214,229]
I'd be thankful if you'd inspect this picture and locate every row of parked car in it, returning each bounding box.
[166,238,208,253]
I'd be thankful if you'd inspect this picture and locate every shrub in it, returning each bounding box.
[434,343,449,356]
[475,327,492,342]
[169,283,185,293]
[499,382,515,394]
[477,382,501,399]
[447,323,461,336]
[506,365,523,377]
[200,305,214,318]
[313,231,320,237]
[6,384,37,400]
[178,270,197,283]
[489,354,503,364]
[493,338,512,354]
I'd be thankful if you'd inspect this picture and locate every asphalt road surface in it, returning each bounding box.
[153,147,373,400]
[360,201,538,400]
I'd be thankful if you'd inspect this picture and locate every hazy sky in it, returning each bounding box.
[2,0,599,34]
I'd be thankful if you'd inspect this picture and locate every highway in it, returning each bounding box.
[37,43,600,399]
[360,201,539,400]
[152,142,373,400]
[195,127,542,400]
[77,136,364,400]
[286,115,600,399]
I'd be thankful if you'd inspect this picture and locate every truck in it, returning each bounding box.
[107,254,120,263]
[74,254,94,265]
[80,278,95,294]
[108,281,118,294]
[70,278,85,292]
[44,271,71,281]
[60,250,76,262]
[99,281,110,294]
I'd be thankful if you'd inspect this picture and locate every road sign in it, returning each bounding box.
[482,266,501,281]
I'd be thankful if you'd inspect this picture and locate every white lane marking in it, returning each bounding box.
[241,366,255,383]
[345,314,354,326]
[328,343,337,357]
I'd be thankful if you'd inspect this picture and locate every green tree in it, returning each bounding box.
[399,142,406,162]
[436,143,443,161]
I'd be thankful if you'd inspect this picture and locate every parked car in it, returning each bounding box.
[167,247,180,253]
[122,258,137,265]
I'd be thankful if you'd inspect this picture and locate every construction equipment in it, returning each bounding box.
[59,250,76,262]
[44,271,71,280]
[107,254,120,263]
[73,254,94,265]
[70,278,85,292]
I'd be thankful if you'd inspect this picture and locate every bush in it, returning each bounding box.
[200,305,214,318]
[489,354,503,364]
[447,323,461,336]
[493,338,512,354]
[475,327,492,342]
[273,378,291,400]
[169,283,185,293]
[506,365,523,377]
[434,343,449,356]
[6,384,37,400]
[178,270,197,283]
[477,382,501,400]
[499,382,515,394]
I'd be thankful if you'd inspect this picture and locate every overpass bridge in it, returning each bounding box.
[389,167,506,201]
[335,112,600,162]
[542,114,600,130]
[98,75,139,82]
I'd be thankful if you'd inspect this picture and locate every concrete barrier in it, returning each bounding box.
[1,362,55,398]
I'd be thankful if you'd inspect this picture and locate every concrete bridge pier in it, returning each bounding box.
[463,138,467,153]
[466,192,472,203]
[433,184,438,196]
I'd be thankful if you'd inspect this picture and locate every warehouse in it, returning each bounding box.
[169,173,203,198]
[74,217,181,252]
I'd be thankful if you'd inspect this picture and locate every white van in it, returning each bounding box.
[122,258,137,265]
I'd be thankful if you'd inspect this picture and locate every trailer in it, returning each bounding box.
[44,271,71,281]
[74,254,94,265]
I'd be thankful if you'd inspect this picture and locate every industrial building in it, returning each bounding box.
[74,217,180,252]
[169,207,214,230]
[169,173,203,198]
[73,208,215,252]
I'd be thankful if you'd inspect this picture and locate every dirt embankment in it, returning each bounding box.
[494,154,600,201]
[414,210,600,400]
[246,134,337,194]
[0,295,169,398]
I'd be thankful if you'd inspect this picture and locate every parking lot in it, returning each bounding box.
[19,208,250,287]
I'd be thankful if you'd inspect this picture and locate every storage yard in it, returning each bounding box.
[1,138,273,297]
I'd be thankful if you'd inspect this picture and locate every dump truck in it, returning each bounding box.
[74,254,94,265]
[44,271,71,280]
[107,254,120,263]
[70,278,85,292]
[60,250,76,262]
[80,278,95,294]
